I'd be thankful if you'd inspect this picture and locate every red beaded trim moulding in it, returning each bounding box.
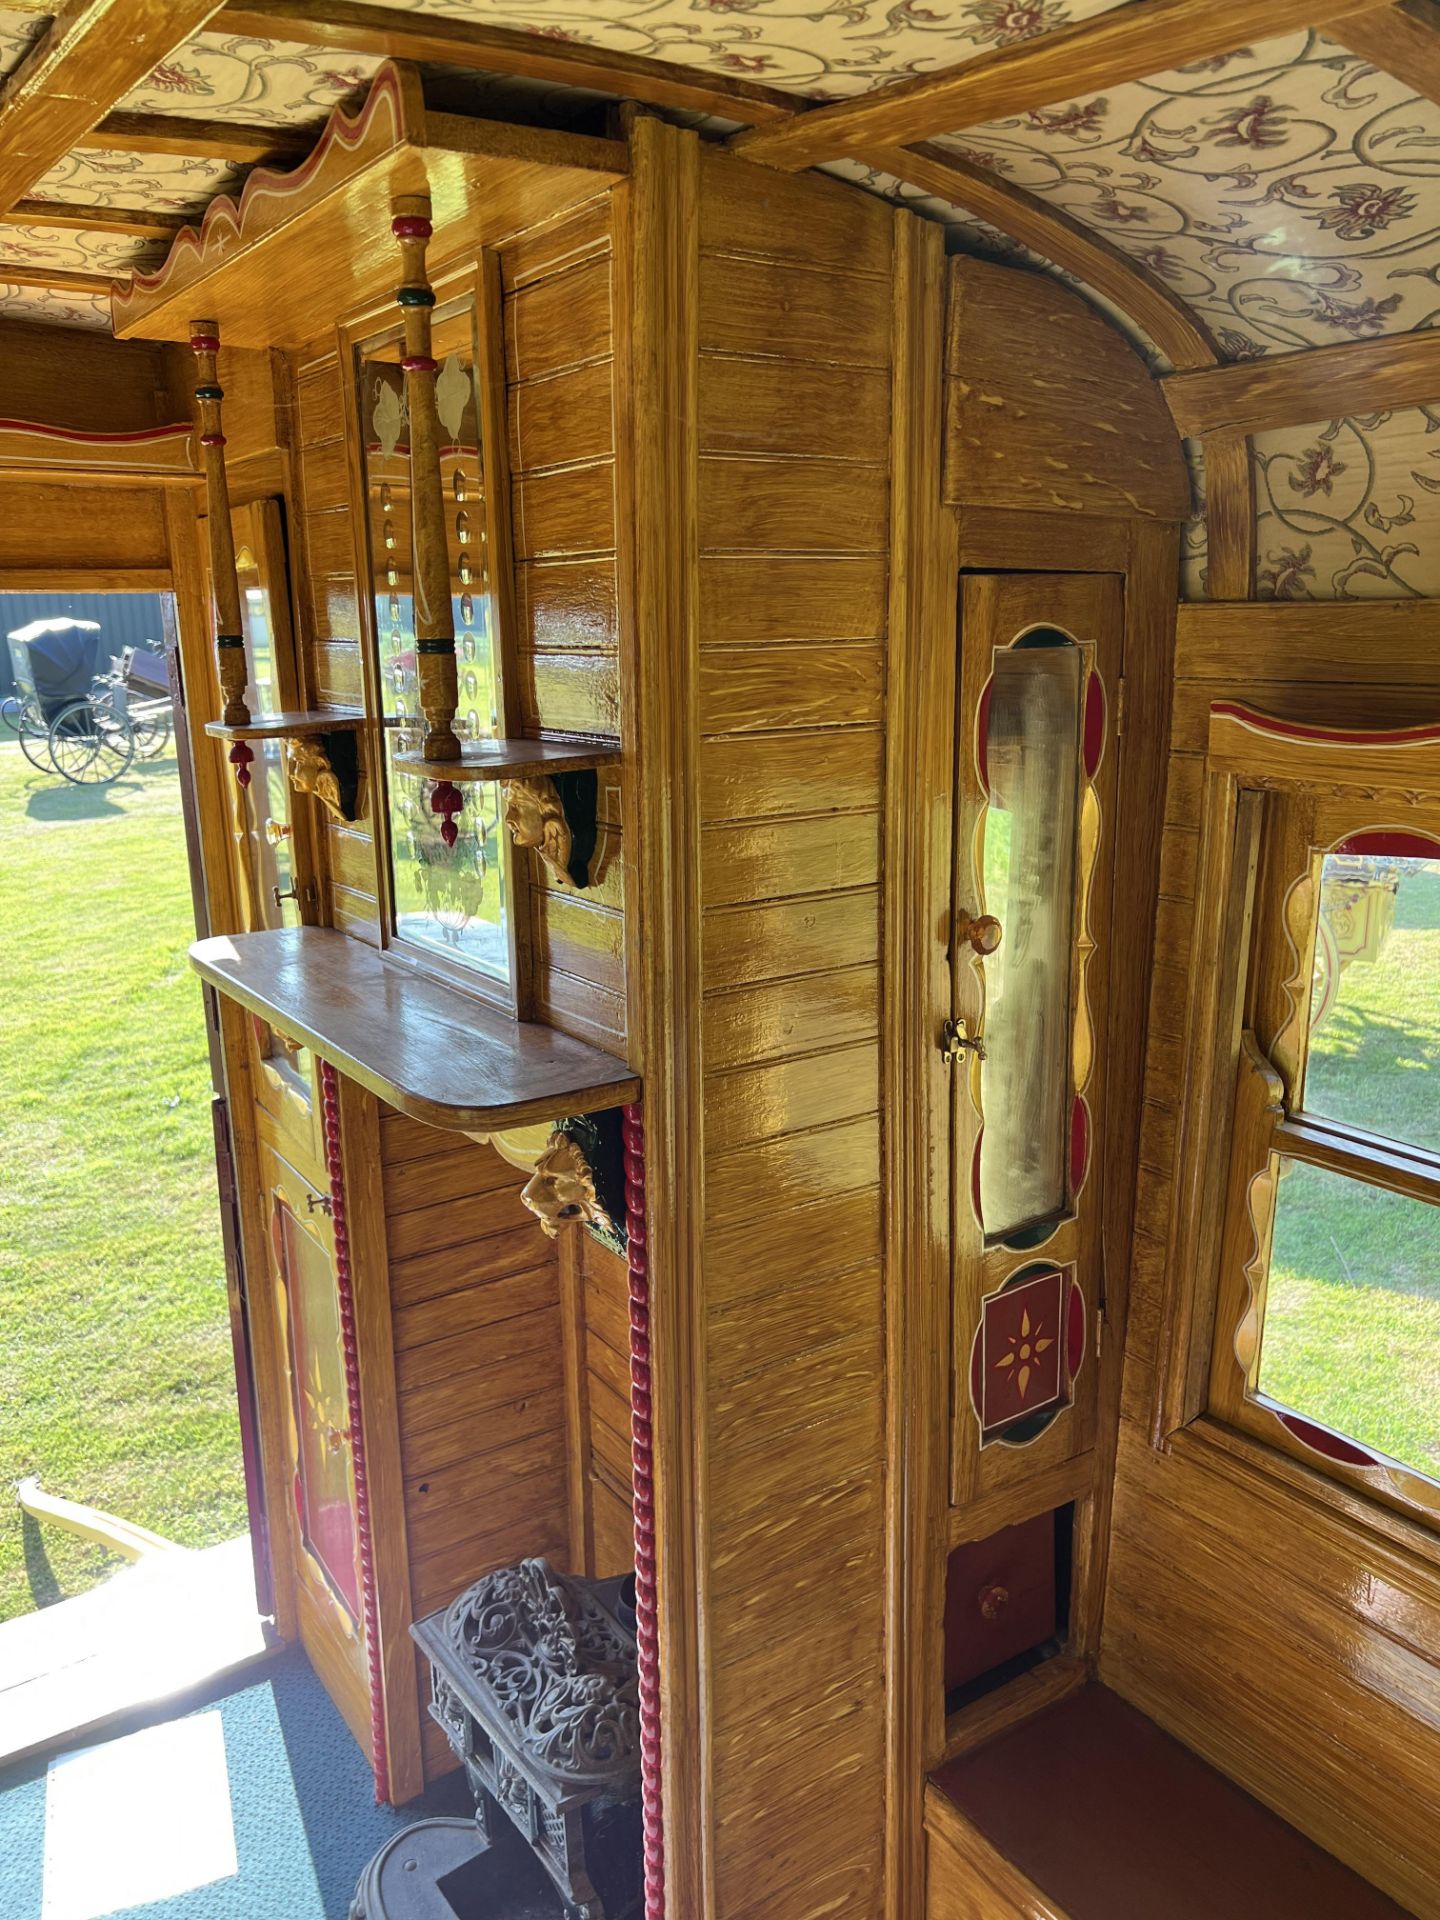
[320,1059,391,1806]
[623,1103,665,1919]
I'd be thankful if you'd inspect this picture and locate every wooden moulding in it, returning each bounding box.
[391,737,621,782]
[111,60,626,349]
[204,708,365,741]
[0,419,197,479]
[189,927,640,1131]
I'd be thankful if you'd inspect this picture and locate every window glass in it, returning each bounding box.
[1258,1157,1440,1482]
[978,639,1082,1240]
[1304,846,1440,1154]
[360,307,510,986]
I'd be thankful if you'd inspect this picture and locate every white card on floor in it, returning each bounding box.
[41,1711,239,1920]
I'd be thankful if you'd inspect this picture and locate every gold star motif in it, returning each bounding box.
[993,1308,1054,1403]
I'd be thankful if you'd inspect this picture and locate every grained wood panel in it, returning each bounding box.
[516,557,618,653]
[411,1508,570,1617]
[698,256,889,367]
[531,894,624,994]
[296,356,342,447]
[517,648,620,736]
[706,1115,881,1224]
[699,149,893,271]
[706,1186,883,1306]
[304,509,357,583]
[699,555,886,646]
[399,1386,566,1479]
[703,966,879,1069]
[703,889,879,988]
[591,1475,634,1577]
[704,1042,879,1153]
[394,1303,561,1396]
[508,358,614,474]
[701,814,879,908]
[313,639,362,700]
[299,434,349,514]
[393,1265,560,1353]
[699,456,888,554]
[512,461,615,560]
[500,196,610,293]
[700,729,883,822]
[505,258,612,383]
[381,1140,521,1213]
[311,578,361,647]
[698,357,889,462]
[390,1225,554,1311]
[699,645,883,735]
[386,1186,535,1263]
[398,1342,564,1440]
[407,1458,568,1562]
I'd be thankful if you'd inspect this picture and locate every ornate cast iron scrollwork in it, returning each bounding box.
[440,1557,639,1785]
[521,1131,616,1242]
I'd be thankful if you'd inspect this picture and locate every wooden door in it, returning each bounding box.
[950,573,1123,1512]
[257,1139,369,1744]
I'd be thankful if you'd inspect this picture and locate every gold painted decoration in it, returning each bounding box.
[520,1131,615,1241]
[503,776,574,889]
[286,736,348,824]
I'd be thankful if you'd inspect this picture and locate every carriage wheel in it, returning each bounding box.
[18,700,53,771]
[49,699,136,784]
[130,711,171,759]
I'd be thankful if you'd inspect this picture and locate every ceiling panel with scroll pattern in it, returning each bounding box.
[947,29,1440,360]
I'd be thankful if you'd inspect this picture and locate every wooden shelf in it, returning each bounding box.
[391,737,620,783]
[190,927,638,1131]
[205,709,365,743]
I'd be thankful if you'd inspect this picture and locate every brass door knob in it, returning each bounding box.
[956,910,1003,956]
[978,1584,1009,1621]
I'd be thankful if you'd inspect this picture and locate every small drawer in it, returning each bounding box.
[944,1511,1057,1693]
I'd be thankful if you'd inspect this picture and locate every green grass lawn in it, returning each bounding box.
[0,737,245,1622]
[1260,861,1440,1478]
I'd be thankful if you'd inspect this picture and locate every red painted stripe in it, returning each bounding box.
[1277,1410,1377,1468]
[1212,701,1440,748]
[1334,829,1440,861]
[0,419,192,443]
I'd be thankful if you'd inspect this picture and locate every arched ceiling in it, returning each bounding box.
[0,0,1436,600]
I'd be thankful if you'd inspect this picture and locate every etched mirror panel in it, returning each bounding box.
[360,304,510,989]
[979,638,1083,1241]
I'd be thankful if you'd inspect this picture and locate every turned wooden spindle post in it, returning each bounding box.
[391,193,461,763]
[189,319,250,730]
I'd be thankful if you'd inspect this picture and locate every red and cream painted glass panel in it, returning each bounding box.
[1206,708,1440,1526]
[950,573,1122,1508]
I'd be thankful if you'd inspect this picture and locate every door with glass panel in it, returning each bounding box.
[950,574,1123,1507]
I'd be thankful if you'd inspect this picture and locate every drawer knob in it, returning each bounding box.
[978,1583,1010,1621]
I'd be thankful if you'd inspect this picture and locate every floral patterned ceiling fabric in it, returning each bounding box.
[0,284,112,332]
[117,32,382,127]
[329,0,1131,98]
[1254,410,1440,599]
[0,8,42,78]
[29,152,247,215]
[949,29,1440,360]
[0,225,162,275]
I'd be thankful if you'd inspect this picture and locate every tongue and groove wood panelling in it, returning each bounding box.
[377,1106,571,1783]
[1104,613,1440,1915]
[691,148,892,1920]
[500,196,627,1059]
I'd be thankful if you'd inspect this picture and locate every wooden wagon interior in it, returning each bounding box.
[3,4,1440,1915]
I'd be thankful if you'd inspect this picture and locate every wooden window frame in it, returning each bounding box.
[1156,701,1440,1534]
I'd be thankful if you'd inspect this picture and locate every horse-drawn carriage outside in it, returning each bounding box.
[1,616,171,783]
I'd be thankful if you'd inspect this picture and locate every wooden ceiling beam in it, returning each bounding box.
[1328,0,1440,103]
[5,199,187,237]
[865,142,1219,371]
[74,110,312,166]
[0,262,113,294]
[1164,328,1440,435]
[0,0,222,215]
[731,0,1384,170]
[214,0,796,124]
